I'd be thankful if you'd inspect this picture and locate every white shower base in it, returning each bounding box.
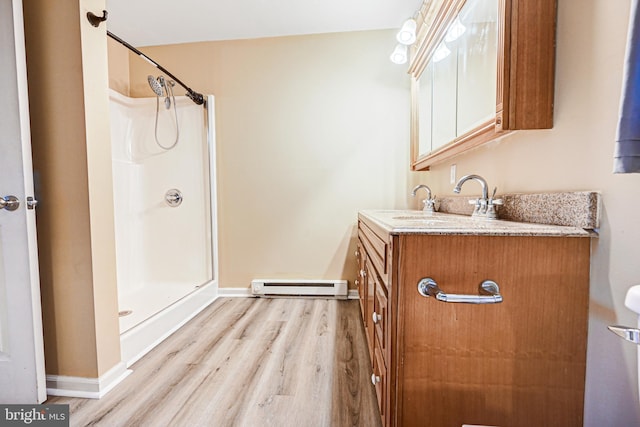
[119,281,218,367]
[119,283,201,333]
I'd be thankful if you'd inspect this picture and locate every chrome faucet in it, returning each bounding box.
[411,184,437,213]
[453,174,502,219]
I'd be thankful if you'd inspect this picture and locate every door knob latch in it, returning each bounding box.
[26,196,38,210]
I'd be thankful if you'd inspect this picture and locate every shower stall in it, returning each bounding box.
[109,87,218,366]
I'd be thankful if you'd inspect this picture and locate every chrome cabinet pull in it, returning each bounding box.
[417,277,503,304]
[372,312,382,324]
[371,373,380,385]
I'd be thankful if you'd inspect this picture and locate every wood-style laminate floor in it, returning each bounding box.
[48,298,381,427]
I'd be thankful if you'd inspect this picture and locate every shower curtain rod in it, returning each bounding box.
[107,31,205,106]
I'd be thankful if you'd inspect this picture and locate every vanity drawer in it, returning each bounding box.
[359,221,388,283]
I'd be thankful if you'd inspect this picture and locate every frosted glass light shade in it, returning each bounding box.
[390,44,408,64]
[432,42,451,62]
[396,19,417,45]
[444,17,466,43]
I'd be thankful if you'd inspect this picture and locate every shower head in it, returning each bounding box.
[147,75,164,97]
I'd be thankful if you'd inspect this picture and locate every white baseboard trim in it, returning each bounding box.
[218,287,254,297]
[46,361,131,399]
[218,287,360,300]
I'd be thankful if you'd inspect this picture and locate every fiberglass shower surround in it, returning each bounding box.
[109,89,214,338]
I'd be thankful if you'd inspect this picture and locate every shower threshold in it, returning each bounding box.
[118,282,204,334]
[119,281,218,367]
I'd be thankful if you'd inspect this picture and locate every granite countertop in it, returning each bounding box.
[436,191,600,229]
[359,210,595,237]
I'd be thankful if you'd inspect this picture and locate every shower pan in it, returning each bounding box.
[109,88,218,366]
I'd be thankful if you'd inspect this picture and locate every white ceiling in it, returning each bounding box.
[105,0,424,47]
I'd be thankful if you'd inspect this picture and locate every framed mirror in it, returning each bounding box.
[408,0,556,171]
[410,0,500,170]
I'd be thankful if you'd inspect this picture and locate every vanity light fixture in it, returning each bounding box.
[432,42,451,62]
[396,18,417,45]
[390,43,409,64]
[390,17,416,65]
[444,17,466,43]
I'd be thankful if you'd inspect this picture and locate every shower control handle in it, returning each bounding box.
[165,189,183,207]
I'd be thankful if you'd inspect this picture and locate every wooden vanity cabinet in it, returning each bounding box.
[357,217,590,427]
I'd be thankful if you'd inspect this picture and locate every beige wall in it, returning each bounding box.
[23,0,120,378]
[107,37,129,96]
[414,0,640,424]
[126,30,413,289]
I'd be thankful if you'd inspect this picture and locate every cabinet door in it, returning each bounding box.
[373,277,389,358]
[396,234,590,427]
[365,259,376,362]
[356,240,366,321]
[431,46,457,151]
[416,66,433,155]
[456,0,498,134]
[372,343,387,425]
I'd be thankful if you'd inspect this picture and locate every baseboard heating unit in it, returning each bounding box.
[251,279,348,299]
